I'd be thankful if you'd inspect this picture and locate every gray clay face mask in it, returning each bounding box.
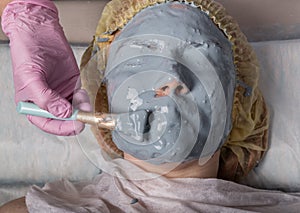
[104,2,236,165]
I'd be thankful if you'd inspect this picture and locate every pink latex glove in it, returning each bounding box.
[1,0,91,136]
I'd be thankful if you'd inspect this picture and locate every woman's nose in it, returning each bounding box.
[155,80,188,97]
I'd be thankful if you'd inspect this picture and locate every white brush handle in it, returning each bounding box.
[17,102,78,121]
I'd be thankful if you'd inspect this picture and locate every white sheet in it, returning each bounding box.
[242,39,300,191]
[1,39,300,205]
[25,159,300,213]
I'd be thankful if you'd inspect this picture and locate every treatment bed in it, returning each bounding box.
[1,0,300,206]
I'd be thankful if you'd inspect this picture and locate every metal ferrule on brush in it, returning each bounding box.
[76,111,116,130]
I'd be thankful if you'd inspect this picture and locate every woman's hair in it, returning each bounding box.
[80,0,269,182]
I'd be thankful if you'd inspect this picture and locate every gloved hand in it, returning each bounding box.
[1,0,91,135]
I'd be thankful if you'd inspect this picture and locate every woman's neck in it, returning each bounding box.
[124,150,220,178]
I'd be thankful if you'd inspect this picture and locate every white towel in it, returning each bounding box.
[26,159,300,213]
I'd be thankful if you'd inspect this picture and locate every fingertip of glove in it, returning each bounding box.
[78,103,92,112]
[73,89,92,112]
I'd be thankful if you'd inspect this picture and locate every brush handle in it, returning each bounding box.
[16,102,116,130]
[17,102,78,121]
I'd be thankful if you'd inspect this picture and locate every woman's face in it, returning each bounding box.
[102,2,235,165]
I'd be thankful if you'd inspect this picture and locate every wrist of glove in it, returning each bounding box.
[1,0,91,136]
